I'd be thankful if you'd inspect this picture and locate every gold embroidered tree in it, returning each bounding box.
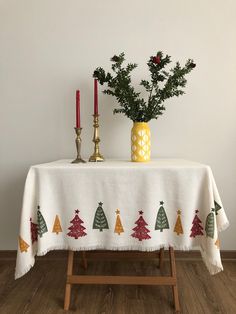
[52,215,62,235]
[114,209,124,235]
[19,236,29,253]
[174,209,183,235]
[215,239,220,249]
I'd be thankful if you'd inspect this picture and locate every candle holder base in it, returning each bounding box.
[72,157,86,164]
[89,153,104,162]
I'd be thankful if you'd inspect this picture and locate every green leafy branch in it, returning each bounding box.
[93,52,196,122]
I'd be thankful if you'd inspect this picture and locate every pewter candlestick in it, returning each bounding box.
[71,127,86,163]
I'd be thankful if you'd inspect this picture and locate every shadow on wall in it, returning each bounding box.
[0,168,27,250]
[0,157,57,250]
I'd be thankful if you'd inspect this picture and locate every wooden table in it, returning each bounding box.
[64,247,180,313]
[15,160,229,312]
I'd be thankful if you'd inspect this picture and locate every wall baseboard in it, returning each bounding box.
[0,250,235,260]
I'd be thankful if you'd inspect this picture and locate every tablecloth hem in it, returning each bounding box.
[15,242,222,279]
[200,249,223,275]
[35,243,199,256]
[15,259,35,280]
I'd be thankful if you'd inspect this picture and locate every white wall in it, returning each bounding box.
[0,0,235,249]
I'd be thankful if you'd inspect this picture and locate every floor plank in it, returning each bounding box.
[0,258,235,314]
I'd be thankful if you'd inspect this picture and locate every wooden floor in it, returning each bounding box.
[0,254,236,314]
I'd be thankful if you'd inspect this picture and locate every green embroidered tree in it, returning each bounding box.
[93,202,109,232]
[155,201,169,232]
[205,208,215,238]
[37,206,48,237]
[214,201,221,215]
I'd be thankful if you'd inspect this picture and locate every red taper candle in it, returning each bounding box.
[94,79,98,115]
[76,90,80,128]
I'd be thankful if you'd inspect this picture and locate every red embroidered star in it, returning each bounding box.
[139,210,143,215]
[195,210,199,214]
[75,209,80,214]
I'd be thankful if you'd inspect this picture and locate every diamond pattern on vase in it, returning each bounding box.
[131,122,151,162]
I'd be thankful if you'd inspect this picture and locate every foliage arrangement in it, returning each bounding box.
[93,52,196,122]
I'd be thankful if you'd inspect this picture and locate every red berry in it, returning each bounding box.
[152,56,161,64]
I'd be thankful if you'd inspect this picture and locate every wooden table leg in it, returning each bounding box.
[169,247,180,313]
[159,247,164,271]
[63,249,180,312]
[82,251,88,270]
[64,250,74,311]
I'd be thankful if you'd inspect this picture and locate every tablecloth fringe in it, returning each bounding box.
[15,242,224,279]
[200,249,223,275]
[15,259,35,280]
[218,220,229,233]
[36,243,196,255]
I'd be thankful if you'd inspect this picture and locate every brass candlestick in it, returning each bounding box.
[89,114,104,162]
[71,127,86,163]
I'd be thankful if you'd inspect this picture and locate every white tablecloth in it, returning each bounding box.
[15,159,229,279]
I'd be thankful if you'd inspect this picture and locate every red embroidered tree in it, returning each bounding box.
[67,210,87,239]
[190,210,204,238]
[30,218,38,244]
[131,210,151,241]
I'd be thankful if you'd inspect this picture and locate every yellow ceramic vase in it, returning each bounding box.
[131,122,151,162]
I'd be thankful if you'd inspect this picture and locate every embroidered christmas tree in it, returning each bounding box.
[93,202,109,232]
[114,209,124,235]
[67,209,87,239]
[174,209,183,235]
[37,206,48,238]
[214,201,222,215]
[30,218,38,244]
[52,215,62,235]
[215,239,220,249]
[205,208,215,238]
[190,210,204,237]
[19,236,29,253]
[155,201,169,232]
[131,210,151,241]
